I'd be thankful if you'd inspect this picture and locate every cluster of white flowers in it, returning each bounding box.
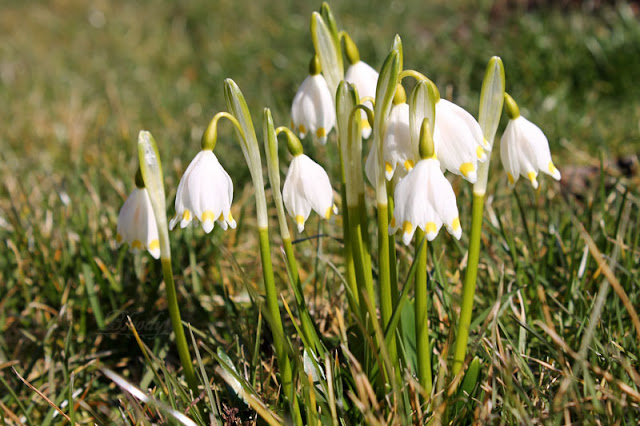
[117,34,560,258]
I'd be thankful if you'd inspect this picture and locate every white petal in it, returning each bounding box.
[383,103,415,181]
[283,156,312,232]
[427,164,461,240]
[291,74,335,144]
[117,188,160,258]
[434,100,484,182]
[345,61,378,101]
[172,150,235,232]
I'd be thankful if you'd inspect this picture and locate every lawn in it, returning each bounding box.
[1,0,639,424]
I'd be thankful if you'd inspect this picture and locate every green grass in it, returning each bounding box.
[1,0,639,423]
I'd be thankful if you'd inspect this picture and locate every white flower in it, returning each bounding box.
[291,74,335,144]
[283,154,337,232]
[434,99,488,183]
[170,150,236,233]
[116,187,160,259]
[500,115,561,189]
[345,60,378,139]
[389,158,462,245]
[364,103,416,184]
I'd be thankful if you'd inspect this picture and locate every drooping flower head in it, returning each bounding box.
[434,97,488,184]
[291,55,336,145]
[343,33,378,139]
[116,170,160,259]
[390,118,462,245]
[170,149,236,233]
[282,134,337,232]
[500,93,561,189]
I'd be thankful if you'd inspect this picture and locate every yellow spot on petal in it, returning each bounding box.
[362,118,371,129]
[218,213,225,221]
[483,137,489,148]
[202,210,215,222]
[148,240,160,251]
[132,240,143,249]
[476,146,485,159]
[182,209,192,221]
[507,173,515,184]
[390,217,396,228]
[298,124,307,135]
[425,222,437,235]
[402,221,413,235]
[227,212,234,222]
[452,217,460,231]
[527,171,537,182]
[116,233,122,243]
[324,206,333,219]
[548,162,558,174]
[385,162,393,174]
[404,160,414,171]
[316,127,326,139]
[459,162,474,177]
[295,215,305,225]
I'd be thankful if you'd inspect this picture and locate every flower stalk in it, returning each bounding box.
[263,109,322,353]
[136,131,199,396]
[372,44,401,381]
[224,80,295,409]
[452,57,505,376]
[414,228,432,396]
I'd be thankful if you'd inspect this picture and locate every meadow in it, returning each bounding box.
[1,0,639,424]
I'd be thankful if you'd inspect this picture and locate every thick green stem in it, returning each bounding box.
[282,237,321,352]
[377,203,398,373]
[258,228,294,400]
[338,146,360,318]
[386,189,399,307]
[161,258,199,395]
[414,229,432,396]
[347,206,374,323]
[452,194,484,375]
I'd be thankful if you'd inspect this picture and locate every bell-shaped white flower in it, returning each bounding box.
[170,150,236,233]
[345,60,378,139]
[291,58,335,145]
[500,115,561,189]
[390,158,462,245]
[364,102,416,184]
[117,187,160,259]
[282,154,337,232]
[434,99,488,183]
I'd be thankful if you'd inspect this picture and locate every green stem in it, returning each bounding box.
[283,237,321,353]
[414,229,432,395]
[347,205,374,323]
[258,228,294,401]
[339,156,360,318]
[452,194,484,375]
[161,258,199,395]
[386,188,399,307]
[377,203,398,375]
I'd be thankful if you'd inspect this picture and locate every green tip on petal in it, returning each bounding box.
[309,55,322,75]
[342,32,360,65]
[419,117,435,159]
[504,93,520,119]
[134,168,145,188]
[393,84,406,105]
